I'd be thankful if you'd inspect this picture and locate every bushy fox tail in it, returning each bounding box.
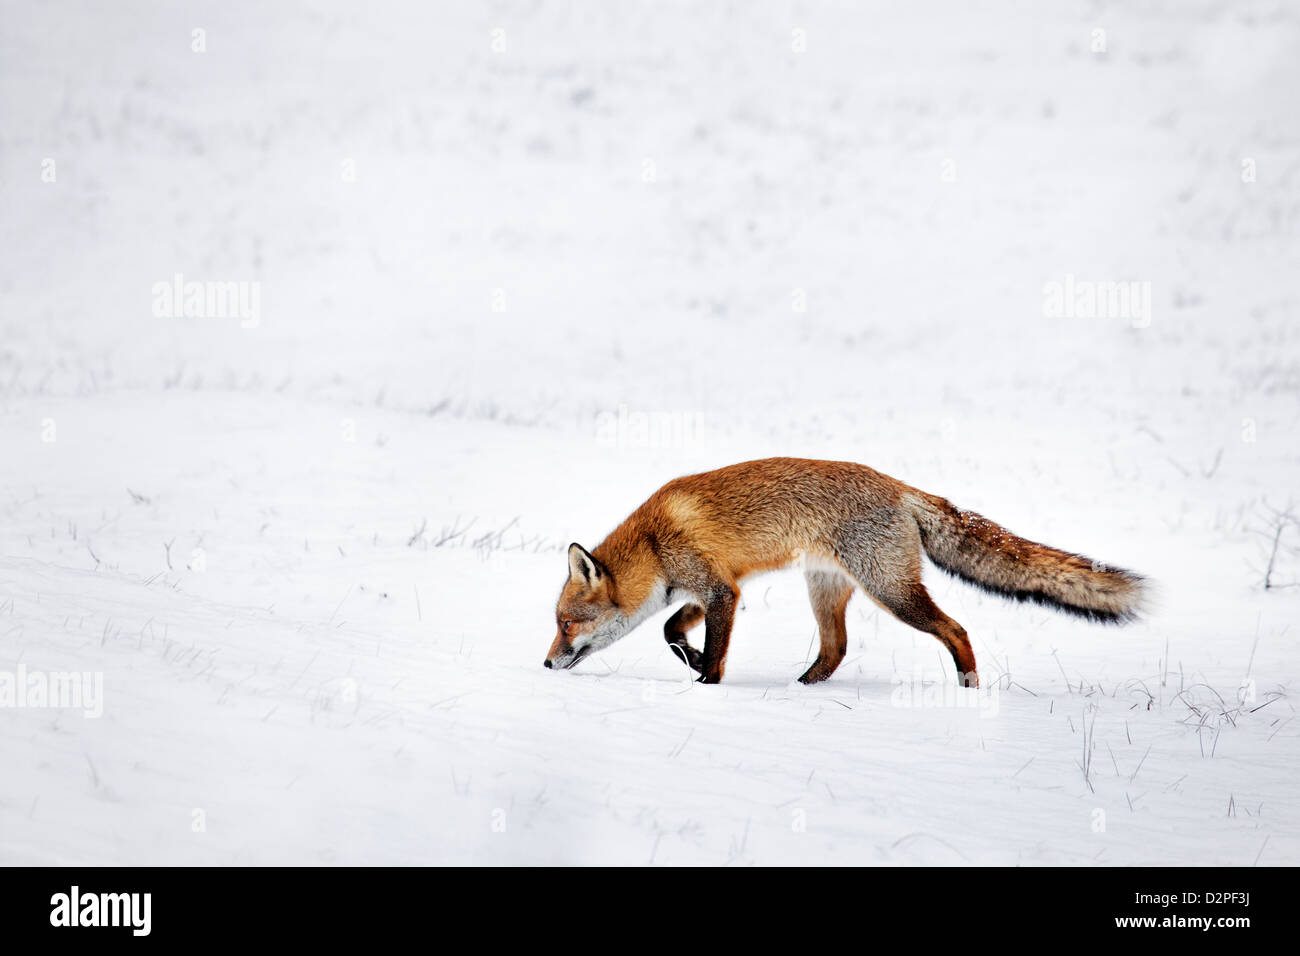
[906,491,1146,623]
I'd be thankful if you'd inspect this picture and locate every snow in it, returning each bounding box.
[1,0,1298,865]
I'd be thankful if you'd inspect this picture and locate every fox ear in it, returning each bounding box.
[567,543,602,585]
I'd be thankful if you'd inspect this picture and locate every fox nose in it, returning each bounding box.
[543,658,553,669]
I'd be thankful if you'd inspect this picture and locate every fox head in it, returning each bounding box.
[543,543,631,670]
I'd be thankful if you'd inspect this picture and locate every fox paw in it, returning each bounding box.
[668,641,704,673]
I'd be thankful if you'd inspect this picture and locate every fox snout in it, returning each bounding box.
[543,633,591,671]
[543,632,571,670]
[544,647,586,670]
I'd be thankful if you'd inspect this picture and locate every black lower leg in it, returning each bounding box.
[664,603,704,672]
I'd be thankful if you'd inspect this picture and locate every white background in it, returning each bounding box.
[1,1,1297,864]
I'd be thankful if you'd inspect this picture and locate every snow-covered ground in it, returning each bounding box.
[1,1,1298,865]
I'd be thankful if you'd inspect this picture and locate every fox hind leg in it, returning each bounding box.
[798,569,855,684]
[874,581,978,687]
[883,582,977,686]
[835,523,979,688]
[664,602,705,673]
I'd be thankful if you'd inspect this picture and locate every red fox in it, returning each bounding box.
[543,458,1146,687]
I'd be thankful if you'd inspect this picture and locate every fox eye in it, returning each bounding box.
[561,619,573,634]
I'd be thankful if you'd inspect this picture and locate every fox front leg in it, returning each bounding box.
[698,586,738,684]
[664,602,705,673]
